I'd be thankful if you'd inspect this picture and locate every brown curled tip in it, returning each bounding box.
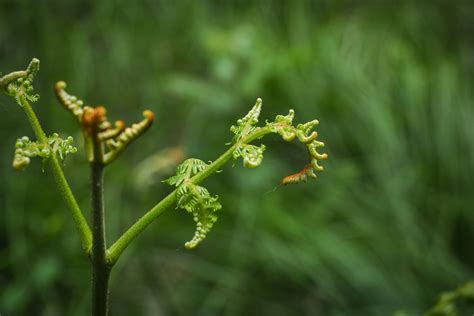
[143,110,154,121]
[281,164,312,185]
[115,120,125,129]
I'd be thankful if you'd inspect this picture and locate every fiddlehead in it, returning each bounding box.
[2,58,40,105]
[54,81,154,164]
[267,109,328,184]
[230,99,328,183]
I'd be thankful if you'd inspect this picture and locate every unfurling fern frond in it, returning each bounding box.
[229,98,266,168]
[163,158,209,186]
[164,98,327,250]
[12,134,77,171]
[230,99,328,184]
[53,81,154,164]
[267,109,327,184]
[3,58,40,105]
[230,98,262,142]
[176,183,221,249]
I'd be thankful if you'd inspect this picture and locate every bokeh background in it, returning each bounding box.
[1,1,474,315]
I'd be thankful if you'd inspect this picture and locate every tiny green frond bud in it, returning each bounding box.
[26,58,40,78]
[48,133,78,162]
[233,144,266,168]
[12,136,48,171]
[12,133,77,171]
[176,184,221,249]
[163,158,209,186]
[12,155,31,171]
[230,98,262,142]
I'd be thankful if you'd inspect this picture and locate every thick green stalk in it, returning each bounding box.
[106,190,177,265]
[90,161,110,316]
[19,95,92,254]
[107,127,273,265]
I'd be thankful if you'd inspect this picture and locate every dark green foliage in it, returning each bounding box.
[1,1,474,315]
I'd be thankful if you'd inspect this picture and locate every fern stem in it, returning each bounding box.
[107,127,273,265]
[19,95,93,254]
[106,190,177,265]
[90,161,110,316]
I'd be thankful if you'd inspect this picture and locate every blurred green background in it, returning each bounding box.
[1,1,474,315]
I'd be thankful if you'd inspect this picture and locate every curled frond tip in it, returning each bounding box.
[1,58,40,104]
[230,99,328,184]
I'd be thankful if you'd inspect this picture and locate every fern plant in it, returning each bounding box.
[1,59,328,315]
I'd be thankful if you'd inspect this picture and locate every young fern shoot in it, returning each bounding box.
[2,59,327,316]
[161,98,328,249]
[1,59,92,254]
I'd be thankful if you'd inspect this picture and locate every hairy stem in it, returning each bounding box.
[90,161,110,316]
[107,127,273,265]
[19,95,92,254]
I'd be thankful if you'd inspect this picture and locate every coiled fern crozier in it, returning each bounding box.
[1,59,328,316]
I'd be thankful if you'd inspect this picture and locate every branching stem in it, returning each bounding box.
[19,94,92,254]
[107,126,273,265]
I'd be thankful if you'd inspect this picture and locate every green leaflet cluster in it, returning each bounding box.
[3,58,40,104]
[164,158,222,249]
[230,98,262,142]
[176,184,221,249]
[230,98,267,168]
[162,158,208,186]
[13,134,77,171]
